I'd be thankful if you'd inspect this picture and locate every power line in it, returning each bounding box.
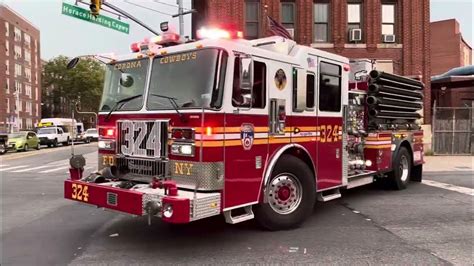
[123,0,174,16]
[152,0,192,11]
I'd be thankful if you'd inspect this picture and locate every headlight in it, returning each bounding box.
[163,204,173,218]
[98,140,115,150]
[171,143,195,156]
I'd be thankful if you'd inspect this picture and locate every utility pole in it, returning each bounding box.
[172,0,196,36]
[177,0,184,36]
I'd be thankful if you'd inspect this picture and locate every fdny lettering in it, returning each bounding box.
[115,61,142,70]
[102,155,115,166]
[174,163,194,176]
[160,52,197,64]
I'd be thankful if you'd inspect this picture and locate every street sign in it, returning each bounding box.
[61,2,130,34]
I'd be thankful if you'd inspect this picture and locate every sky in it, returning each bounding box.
[1,0,473,60]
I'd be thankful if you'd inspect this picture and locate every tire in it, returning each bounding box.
[53,139,58,147]
[254,155,316,230]
[36,143,41,150]
[387,147,412,190]
[63,137,70,146]
[85,138,91,144]
[23,144,29,152]
[411,164,423,182]
[0,144,6,155]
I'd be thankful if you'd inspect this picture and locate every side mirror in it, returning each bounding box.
[240,56,253,91]
[67,57,80,69]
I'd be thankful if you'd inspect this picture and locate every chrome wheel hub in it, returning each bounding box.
[400,155,409,182]
[268,174,303,215]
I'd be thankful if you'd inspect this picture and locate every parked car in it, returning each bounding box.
[37,126,70,147]
[7,131,41,152]
[84,128,99,143]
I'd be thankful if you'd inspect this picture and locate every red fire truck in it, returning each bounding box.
[65,28,424,230]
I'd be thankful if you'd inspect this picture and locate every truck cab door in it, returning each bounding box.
[315,59,345,190]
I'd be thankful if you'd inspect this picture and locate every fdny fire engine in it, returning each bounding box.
[65,27,424,230]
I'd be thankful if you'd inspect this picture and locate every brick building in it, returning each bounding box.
[430,19,472,76]
[0,4,42,132]
[192,0,431,123]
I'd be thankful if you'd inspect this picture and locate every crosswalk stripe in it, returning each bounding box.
[0,165,29,172]
[39,166,69,173]
[11,165,52,173]
[423,179,474,196]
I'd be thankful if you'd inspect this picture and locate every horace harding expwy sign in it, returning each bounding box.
[61,2,130,34]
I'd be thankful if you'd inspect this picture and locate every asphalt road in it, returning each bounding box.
[0,148,472,265]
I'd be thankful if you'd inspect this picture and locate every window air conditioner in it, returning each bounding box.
[349,29,362,42]
[383,34,396,43]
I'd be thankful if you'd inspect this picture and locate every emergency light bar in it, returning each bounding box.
[130,32,182,52]
[197,27,243,40]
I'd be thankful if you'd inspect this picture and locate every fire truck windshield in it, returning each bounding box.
[99,58,149,112]
[146,48,227,110]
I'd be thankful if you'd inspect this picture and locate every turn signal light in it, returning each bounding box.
[171,128,194,140]
[99,127,116,139]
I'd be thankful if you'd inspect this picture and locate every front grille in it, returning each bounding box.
[116,157,167,177]
[117,120,168,158]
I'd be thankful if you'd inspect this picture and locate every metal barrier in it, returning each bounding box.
[432,107,473,155]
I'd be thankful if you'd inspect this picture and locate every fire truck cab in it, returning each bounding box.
[65,28,424,230]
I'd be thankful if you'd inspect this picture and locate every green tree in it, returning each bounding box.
[42,56,105,118]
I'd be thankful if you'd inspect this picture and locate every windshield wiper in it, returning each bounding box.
[150,93,187,122]
[105,94,142,121]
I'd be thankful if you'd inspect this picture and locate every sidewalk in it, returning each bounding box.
[424,156,473,172]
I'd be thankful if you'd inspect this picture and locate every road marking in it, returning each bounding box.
[423,179,474,196]
[39,166,69,173]
[0,165,29,172]
[0,164,10,168]
[11,165,53,173]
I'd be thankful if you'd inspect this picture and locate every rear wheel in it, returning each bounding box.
[63,137,70,146]
[0,143,6,155]
[387,147,411,190]
[36,143,41,150]
[53,139,58,147]
[254,155,316,230]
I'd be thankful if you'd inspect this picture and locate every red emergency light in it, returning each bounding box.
[197,27,243,40]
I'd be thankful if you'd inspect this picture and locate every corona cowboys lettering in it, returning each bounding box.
[114,60,142,70]
[160,52,197,64]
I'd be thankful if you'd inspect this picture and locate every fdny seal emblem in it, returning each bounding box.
[274,69,287,91]
[240,123,255,150]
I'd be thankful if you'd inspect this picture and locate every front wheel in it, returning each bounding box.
[254,155,316,231]
[23,144,29,152]
[36,143,41,150]
[387,147,412,190]
[0,144,6,155]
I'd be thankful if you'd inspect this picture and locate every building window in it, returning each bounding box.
[35,86,38,100]
[14,27,21,42]
[5,78,9,93]
[245,0,260,39]
[5,40,9,56]
[15,81,22,93]
[314,2,330,42]
[16,98,22,112]
[6,98,10,113]
[5,21,9,36]
[25,84,32,97]
[382,3,396,38]
[319,62,342,112]
[14,45,22,59]
[26,102,32,115]
[15,64,22,77]
[5,60,9,75]
[25,67,31,81]
[25,51,31,63]
[24,34,31,48]
[347,1,363,42]
[281,1,296,38]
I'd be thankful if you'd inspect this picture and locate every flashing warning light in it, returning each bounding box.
[197,27,243,40]
[151,32,181,46]
[130,42,140,53]
[106,128,115,137]
[343,64,351,72]
[205,126,213,136]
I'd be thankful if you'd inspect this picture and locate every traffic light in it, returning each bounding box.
[90,0,101,16]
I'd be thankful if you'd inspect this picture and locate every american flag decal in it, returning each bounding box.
[267,16,293,40]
